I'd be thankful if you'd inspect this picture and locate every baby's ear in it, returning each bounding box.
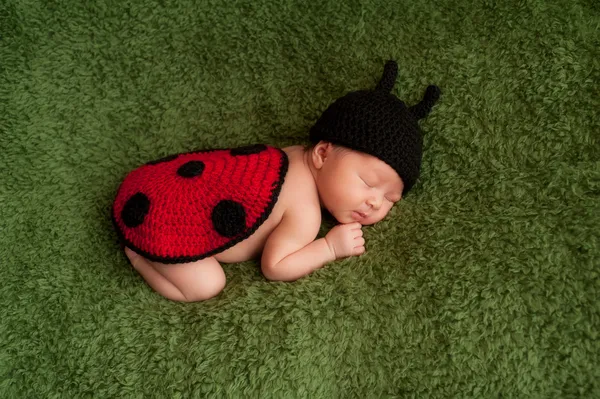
[312,141,333,169]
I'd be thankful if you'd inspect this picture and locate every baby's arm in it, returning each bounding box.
[261,210,365,281]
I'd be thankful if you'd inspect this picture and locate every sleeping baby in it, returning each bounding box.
[112,60,441,301]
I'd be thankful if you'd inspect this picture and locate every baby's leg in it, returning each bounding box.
[125,247,226,302]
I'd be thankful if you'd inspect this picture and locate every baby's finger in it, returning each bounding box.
[354,237,365,246]
[348,222,362,230]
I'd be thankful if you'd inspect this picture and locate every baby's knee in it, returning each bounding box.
[179,265,226,302]
[182,278,225,302]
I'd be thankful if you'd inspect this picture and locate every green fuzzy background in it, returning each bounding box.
[1,0,599,397]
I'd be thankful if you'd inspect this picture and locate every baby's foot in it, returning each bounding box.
[124,247,141,266]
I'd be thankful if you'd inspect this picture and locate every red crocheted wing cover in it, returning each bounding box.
[112,144,288,264]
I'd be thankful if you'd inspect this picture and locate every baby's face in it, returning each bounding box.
[312,144,404,225]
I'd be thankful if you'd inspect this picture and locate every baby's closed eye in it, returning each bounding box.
[360,177,375,188]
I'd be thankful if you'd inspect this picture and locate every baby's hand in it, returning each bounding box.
[325,222,365,259]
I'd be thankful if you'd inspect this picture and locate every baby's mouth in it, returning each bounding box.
[352,210,368,220]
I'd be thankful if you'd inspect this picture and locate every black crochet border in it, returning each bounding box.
[111,146,289,264]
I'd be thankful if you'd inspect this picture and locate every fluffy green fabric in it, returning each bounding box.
[1,0,598,396]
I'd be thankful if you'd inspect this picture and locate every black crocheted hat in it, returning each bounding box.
[309,60,441,194]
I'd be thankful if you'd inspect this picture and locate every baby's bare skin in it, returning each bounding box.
[125,141,404,301]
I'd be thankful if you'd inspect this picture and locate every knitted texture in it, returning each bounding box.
[310,60,441,194]
[112,145,288,264]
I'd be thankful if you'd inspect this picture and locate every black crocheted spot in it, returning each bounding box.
[177,161,205,178]
[146,154,179,165]
[122,192,150,228]
[212,200,246,237]
[230,144,267,156]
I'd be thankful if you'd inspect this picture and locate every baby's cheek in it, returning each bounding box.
[366,209,388,225]
[342,185,362,203]
[377,204,394,222]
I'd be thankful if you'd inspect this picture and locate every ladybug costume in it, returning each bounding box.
[112,144,288,264]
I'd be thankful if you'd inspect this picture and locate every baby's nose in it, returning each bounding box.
[367,196,382,209]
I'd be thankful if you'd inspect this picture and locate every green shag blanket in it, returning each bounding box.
[1,0,598,396]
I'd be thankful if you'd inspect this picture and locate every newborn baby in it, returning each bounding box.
[113,60,441,301]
